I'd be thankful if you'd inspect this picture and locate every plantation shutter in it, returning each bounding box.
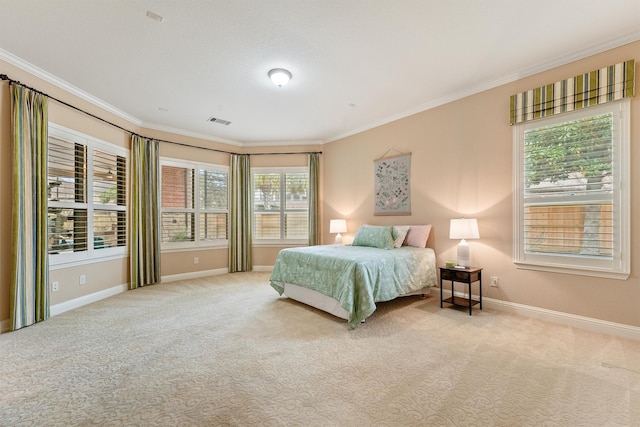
[93,149,126,249]
[284,172,309,240]
[253,172,281,239]
[523,112,614,257]
[252,169,309,241]
[198,169,228,241]
[161,165,195,243]
[47,137,88,254]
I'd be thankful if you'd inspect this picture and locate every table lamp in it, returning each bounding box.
[449,218,479,268]
[329,219,347,244]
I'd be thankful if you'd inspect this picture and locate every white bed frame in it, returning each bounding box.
[281,282,431,321]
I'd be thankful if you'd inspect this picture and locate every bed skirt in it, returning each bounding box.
[281,282,431,321]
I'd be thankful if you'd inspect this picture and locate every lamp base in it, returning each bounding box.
[457,239,471,268]
[334,233,343,244]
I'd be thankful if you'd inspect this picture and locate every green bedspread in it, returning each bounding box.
[270,245,437,328]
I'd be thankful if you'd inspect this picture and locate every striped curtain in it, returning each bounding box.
[229,154,252,272]
[130,135,160,289]
[308,153,320,246]
[10,84,49,331]
[510,59,635,124]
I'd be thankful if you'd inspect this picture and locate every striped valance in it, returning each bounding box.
[510,59,635,125]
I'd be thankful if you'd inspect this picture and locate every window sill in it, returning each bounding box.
[252,241,308,248]
[161,245,228,254]
[49,252,128,270]
[514,261,629,280]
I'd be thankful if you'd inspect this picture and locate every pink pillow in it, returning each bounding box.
[403,225,432,248]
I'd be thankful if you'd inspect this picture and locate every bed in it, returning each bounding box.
[270,224,437,328]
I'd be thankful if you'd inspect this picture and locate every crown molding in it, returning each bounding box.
[237,138,324,148]
[0,48,304,148]
[140,121,243,147]
[3,27,639,148]
[0,48,143,127]
[325,30,640,144]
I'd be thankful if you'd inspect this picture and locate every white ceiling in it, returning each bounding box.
[1,0,639,146]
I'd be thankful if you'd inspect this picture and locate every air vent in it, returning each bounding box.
[207,116,231,126]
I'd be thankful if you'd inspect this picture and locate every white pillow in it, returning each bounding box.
[393,225,410,248]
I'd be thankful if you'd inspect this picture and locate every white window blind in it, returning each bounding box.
[252,168,309,242]
[524,112,613,256]
[48,137,88,254]
[198,169,228,242]
[92,149,127,249]
[161,165,195,243]
[514,100,629,278]
[160,161,229,247]
[48,124,128,265]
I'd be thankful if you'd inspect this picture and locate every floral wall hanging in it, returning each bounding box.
[374,151,411,216]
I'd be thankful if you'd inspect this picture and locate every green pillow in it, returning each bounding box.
[352,225,394,250]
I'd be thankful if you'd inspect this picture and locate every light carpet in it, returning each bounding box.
[1,272,639,426]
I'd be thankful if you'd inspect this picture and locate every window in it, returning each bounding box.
[48,124,127,265]
[514,100,629,278]
[160,159,228,248]
[252,167,309,243]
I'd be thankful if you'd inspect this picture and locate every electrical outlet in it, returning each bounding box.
[51,281,59,292]
[79,274,86,285]
[194,257,199,264]
[490,276,499,287]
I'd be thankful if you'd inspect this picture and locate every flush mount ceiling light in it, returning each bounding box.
[268,68,292,87]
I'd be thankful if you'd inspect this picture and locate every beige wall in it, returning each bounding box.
[0,66,12,324]
[248,151,320,267]
[2,41,638,330]
[0,58,321,328]
[49,259,129,305]
[322,41,640,327]
[0,60,139,326]
[161,248,228,277]
[0,60,137,326]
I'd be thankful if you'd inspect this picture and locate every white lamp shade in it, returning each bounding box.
[449,218,480,240]
[268,68,292,87]
[329,219,347,234]
[450,218,479,267]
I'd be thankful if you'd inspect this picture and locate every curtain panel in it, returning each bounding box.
[10,84,50,331]
[308,153,320,246]
[130,135,160,289]
[510,59,635,125]
[229,154,252,272]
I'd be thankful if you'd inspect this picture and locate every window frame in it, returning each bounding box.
[160,158,229,250]
[251,166,309,245]
[48,123,128,268]
[513,100,630,279]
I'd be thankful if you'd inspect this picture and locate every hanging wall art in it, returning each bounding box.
[373,149,411,216]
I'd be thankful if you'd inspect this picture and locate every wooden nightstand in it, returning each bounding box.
[439,266,483,315]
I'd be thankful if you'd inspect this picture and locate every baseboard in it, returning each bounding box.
[163,266,272,278]
[161,268,228,283]
[50,283,128,317]
[2,269,227,332]
[8,275,635,341]
[437,288,640,341]
[1,285,127,333]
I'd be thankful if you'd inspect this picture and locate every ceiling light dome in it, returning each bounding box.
[268,68,292,87]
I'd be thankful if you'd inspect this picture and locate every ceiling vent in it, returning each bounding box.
[207,116,231,126]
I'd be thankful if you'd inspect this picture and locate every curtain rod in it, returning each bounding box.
[0,74,321,156]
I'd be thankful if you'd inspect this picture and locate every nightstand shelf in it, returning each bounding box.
[439,266,483,315]
[442,295,481,308]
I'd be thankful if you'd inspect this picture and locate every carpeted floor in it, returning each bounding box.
[1,271,639,426]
